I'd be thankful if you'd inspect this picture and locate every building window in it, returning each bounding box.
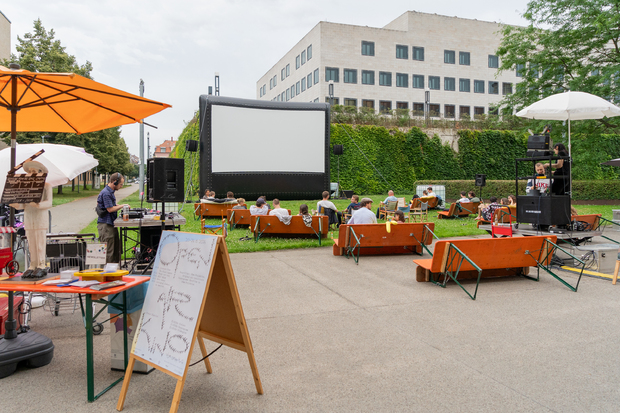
[325,67,339,82]
[362,99,374,109]
[286,89,290,101]
[445,105,455,118]
[259,87,262,98]
[396,45,408,59]
[314,69,319,85]
[263,85,266,95]
[396,101,408,110]
[325,97,339,105]
[290,85,295,98]
[530,64,539,78]
[489,106,499,115]
[344,98,357,107]
[474,106,485,118]
[286,64,290,77]
[412,75,424,89]
[444,77,455,91]
[281,92,285,101]
[160,147,166,153]
[474,80,485,93]
[296,81,300,95]
[362,70,375,85]
[444,50,455,64]
[344,69,357,84]
[516,63,525,77]
[488,55,499,68]
[314,98,319,102]
[396,73,408,88]
[281,68,285,81]
[459,52,470,66]
[459,78,470,92]
[489,81,499,95]
[307,45,312,60]
[502,82,512,95]
[413,102,424,115]
[301,77,306,92]
[273,75,277,86]
[412,46,424,61]
[429,104,440,117]
[361,41,375,56]
[379,71,392,86]
[301,50,306,65]
[429,76,440,90]
[296,55,300,69]
[307,73,312,88]
[379,100,392,113]
[459,106,471,118]
[269,78,273,90]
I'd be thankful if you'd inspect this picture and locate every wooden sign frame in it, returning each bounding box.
[117,234,263,413]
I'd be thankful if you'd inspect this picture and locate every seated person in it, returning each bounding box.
[526,162,552,194]
[346,194,361,215]
[456,191,469,203]
[508,195,517,206]
[376,190,398,218]
[317,190,342,226]
[249,198,269,215]
[232,198,247,209]
[427,186,443,206]
[500,198,509,206]
[479,196,502,221]
[269,199,289,217]
[393,210,406,223]
[468,191,480,203]
[226,191,235,201]
[259,195,271,209]
[348,198,377,224]
[298,203,313,227]
[202,189,214,200]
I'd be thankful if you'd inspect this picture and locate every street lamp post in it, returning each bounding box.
[328,80,334,107]
[425,88,430,127]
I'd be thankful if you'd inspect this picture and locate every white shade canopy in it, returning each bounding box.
[516,91,620,120]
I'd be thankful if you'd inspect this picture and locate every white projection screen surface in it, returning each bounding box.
[211,105,325,173]
[199,95,330,201]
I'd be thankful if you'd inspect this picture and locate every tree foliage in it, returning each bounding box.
[496,0,620,135]
[0,19,132,176]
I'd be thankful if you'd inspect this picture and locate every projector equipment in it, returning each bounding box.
[474,174,486,187]
[127,209,144,219]
[147,158,185,203]
[185,140,198,152]
[333,144,343,155]
[527,135,550,150]
[516,195,571,226]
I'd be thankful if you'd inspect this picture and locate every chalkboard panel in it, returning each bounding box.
[1,173,47,204]
[132,231,217,377]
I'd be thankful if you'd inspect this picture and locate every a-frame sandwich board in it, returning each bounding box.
[117,232,262,413]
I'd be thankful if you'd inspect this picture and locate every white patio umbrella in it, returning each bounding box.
[602,158,620,167]
[0,143,99,196]
[516,91,620,159]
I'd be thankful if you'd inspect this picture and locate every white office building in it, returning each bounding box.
[256,11,520,119]
[0,10,10,62]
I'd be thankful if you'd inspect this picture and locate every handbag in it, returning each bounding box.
[95,204,107,218]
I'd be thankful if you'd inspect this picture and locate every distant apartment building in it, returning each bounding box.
[0,10,10,62]
[153,138,176,158]
[256,11,520,119]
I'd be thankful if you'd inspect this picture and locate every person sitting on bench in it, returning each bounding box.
[232,198,247,209]
[468,191,480,203]
[393,210,406,223]
[202,189,214,200]
[345,194,361,215]
[427,186,443,206]
[298,203,313,227]
[479,196,501,221]
[317,190,342,227]
[250,198,269,215]
[269,199,289,217]
[225,191,235,201]
[349,198,377,224]
[259,196,271,209]
[456,191,469,203]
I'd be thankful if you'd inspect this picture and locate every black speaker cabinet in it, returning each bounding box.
[185,140,198,152]
[527,150,551,157]
[516,195,571,226]
[475,174,486,187]
[147,158,185,202]
[333,144,343,155]
[527,135,550,150]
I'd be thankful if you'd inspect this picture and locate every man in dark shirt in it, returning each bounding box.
[97,173,129,263]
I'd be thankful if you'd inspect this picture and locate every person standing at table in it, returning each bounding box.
[546,143,570,195]
[97,173,129,263]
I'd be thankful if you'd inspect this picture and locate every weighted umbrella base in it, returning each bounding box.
[0,331,54,379]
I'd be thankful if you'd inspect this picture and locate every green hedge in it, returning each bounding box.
[419,180,620,201]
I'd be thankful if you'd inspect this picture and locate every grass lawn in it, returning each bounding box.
[52,186,101,207]
[79,190,620,255]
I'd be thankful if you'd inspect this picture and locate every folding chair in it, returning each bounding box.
[379,200,398,220]
[411,201,428,222]
[200,218,228,237]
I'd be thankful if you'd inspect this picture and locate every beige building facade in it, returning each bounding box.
[0,10,10,62]
[256,11,520,119]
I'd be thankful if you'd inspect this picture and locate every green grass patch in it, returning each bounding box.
[52,186,101,207]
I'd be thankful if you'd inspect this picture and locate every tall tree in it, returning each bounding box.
[1,20,133,180]
[496,0,620,135]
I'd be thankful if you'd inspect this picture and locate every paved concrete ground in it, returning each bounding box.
[2,230,620,412]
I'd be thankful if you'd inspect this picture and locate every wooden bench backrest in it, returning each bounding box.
[410,198,421,209]
[227,208,251,225]
[571,214,601,229]
[250,215,328,235]
[337,222,435,248]
[430,235,557,273]
[420,196,438,208]
[458,202,479,215]
[195,202,237,217]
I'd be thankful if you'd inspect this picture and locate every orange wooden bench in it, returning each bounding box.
[333,222,436,264]
[476,205,515,228]
[194,201,237,218]
[413,235,585,300]
[437,202,479,219]
[250,215,328,244]
[571,214,601,230]
[227,208,288,230]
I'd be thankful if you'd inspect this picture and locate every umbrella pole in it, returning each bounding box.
[5,76,18,340]
[568,118,572,198]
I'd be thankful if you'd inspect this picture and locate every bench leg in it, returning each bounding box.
[613,260,620,285]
